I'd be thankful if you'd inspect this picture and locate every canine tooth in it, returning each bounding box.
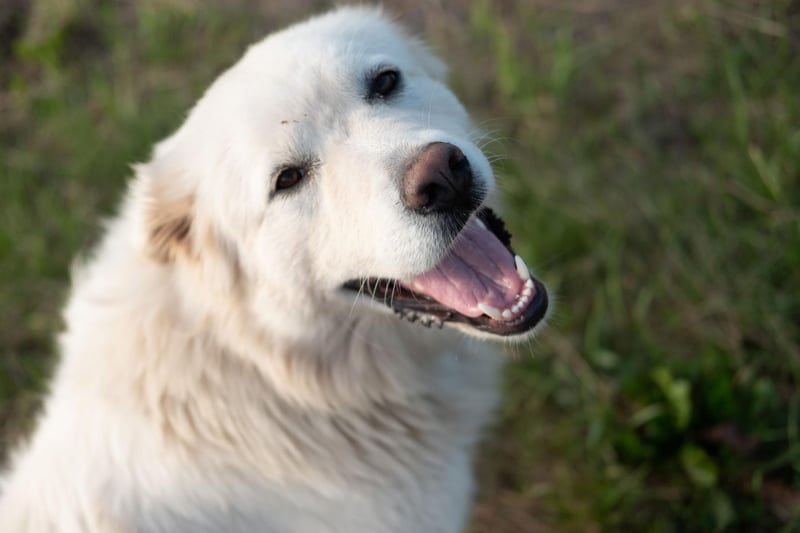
[502,309,512,319]
[475,218,487,230]
[477,303,501,320]
[515,255,531,281]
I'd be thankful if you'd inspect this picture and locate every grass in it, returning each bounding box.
[1,1,799,531]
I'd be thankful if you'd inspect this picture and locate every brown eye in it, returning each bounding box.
[369,70,399,100]
[275,167,305,191]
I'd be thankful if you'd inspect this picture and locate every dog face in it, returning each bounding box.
[138,8,547,341]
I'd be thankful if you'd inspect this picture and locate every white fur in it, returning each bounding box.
[0,8,531,532]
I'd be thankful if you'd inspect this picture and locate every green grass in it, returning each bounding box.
[1,1,799,531]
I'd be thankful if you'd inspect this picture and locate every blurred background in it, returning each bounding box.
[1,0,798,531]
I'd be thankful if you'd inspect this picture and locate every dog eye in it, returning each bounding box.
[368,70,400,100]
[275,167,305,191]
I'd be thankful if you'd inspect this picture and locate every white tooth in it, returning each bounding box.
[502,309,512,319]
[474,218,487,230]
[523,287,532,296]
[511,304,521,313]
[477,303,501,320]
[519,295,529,305]
[525,278,534,288]
[514,255,531,281]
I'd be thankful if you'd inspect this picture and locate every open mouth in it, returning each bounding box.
[343,208,548,337]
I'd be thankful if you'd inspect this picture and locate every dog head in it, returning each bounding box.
[134,7,548,342]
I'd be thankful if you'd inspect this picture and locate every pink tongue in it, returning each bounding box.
[403,218,523,318]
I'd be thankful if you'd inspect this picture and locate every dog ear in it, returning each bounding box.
[133,157,196,264]
[146,185,194,263]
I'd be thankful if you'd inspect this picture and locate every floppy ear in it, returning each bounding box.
[132,157,196,264]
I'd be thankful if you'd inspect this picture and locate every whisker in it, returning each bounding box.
[346,276,370,321]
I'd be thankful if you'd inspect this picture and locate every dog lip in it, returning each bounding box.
[456,277,548,335]
[341,207,548,337]
[341,277,548,337]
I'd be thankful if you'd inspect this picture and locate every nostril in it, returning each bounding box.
[419,181,452,212]
[445,146,471,188]
[448,147,467,171]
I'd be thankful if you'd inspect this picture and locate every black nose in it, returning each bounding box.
[402,142,474,213]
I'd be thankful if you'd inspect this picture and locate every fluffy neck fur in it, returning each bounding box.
[53,202,500,487]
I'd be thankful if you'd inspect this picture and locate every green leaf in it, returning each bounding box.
[652,367,692,431]
[630,404,665,427]
[680,444,719,488]
[710,490,735,532]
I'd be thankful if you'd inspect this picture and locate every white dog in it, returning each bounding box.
[0,7,548,532]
